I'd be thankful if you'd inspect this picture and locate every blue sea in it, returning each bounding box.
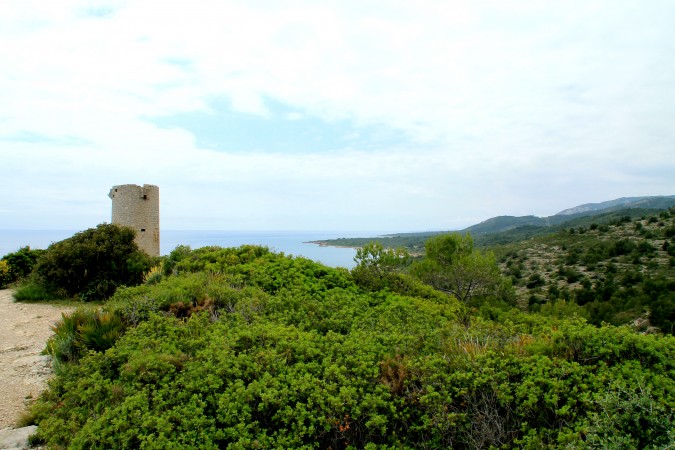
[0,230,374,269]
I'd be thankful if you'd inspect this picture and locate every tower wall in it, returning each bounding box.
[108,184,160,257]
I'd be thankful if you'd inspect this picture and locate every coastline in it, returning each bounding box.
[305,240,361,249]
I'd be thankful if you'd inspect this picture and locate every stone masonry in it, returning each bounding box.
[108,184,160,257]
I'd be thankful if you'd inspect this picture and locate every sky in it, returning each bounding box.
[1,0,674,232]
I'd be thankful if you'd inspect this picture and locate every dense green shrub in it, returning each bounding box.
[411,233,505,304]
[162,244,192,276]
[27,248,675,448]
[609,238,637,257]
[665,226,675,238]
[29,224,153,301]
[0,246,44,288]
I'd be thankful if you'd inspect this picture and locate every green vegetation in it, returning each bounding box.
[316,206,675,336]
[0,246,44,288]
[23,244,675,448]
[6,203,675,447]
[497,208,675,334]
[411,234,507,306]
[314,206,673,251]
[13,223,153,301]
[47,308,127,366]
[351,242,412,291]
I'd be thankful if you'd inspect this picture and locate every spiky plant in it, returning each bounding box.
[77,310,126,352]
[47,309,126,363]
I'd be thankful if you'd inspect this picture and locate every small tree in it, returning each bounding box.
[351,242,411,291]
[411,233,502,303]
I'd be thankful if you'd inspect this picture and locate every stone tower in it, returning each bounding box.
[108,184,160,257]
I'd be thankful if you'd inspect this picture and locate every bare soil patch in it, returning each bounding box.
[0,289,73,430]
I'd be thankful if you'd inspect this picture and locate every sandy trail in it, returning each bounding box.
[0,289,73,430]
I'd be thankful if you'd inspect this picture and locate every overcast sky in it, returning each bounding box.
[1,0,674,232]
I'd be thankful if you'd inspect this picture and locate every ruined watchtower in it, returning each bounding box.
[108,184,160,257]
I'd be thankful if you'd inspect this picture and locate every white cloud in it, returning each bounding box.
[0,0,674,231]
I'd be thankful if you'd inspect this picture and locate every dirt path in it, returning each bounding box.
[0,289,73,430]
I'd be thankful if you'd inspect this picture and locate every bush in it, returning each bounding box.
[665,226,675,239]
[13,281,58,301]
[609,239,636,257]
[0,260,10,288]
[25,250,675,448]
[47,308,127,364]
[526,273,545,289]
[31,224,153,301]
[0,246,44,288]
[162,245,192,276]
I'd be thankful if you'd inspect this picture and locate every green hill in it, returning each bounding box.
[312,195,675,251]
[496,208,675,333]
[555,195,675,216]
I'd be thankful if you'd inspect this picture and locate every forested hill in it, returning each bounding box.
[313,203,675,335]
[556,195,675,216]
[310,195,675,251]
[496,207,675,334]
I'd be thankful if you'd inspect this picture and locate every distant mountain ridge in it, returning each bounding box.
[462,195,675,236]
[312,195,675,251]
[554,196,675,216]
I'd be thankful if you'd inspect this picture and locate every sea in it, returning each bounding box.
[0,230,378,269]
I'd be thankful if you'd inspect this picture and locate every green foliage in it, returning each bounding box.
[26,246,675,448]
[0,246,44,288]
[412,233,506,304]
[143,264,164,285]
[13,281,58,301]
[162,244,192,276]
[47,308,127,364]
[30,224,154,301]
[351,242,411,291]
[526,273,545,289]
[0,260,10,288]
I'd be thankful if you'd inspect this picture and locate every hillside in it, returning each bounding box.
[496,208,675,333]
[311,195,675,251]
[556,195,675,216]
[311,200,675,336]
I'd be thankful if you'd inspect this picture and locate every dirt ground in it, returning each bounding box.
[0,289,73,430]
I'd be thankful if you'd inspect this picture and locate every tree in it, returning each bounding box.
[351,242,411,291]
[412,233,502,303]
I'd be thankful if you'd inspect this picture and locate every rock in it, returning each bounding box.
[0,425,37,449]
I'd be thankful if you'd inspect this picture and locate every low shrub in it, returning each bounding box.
[47,308,127,364]
[13,281,60,301]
